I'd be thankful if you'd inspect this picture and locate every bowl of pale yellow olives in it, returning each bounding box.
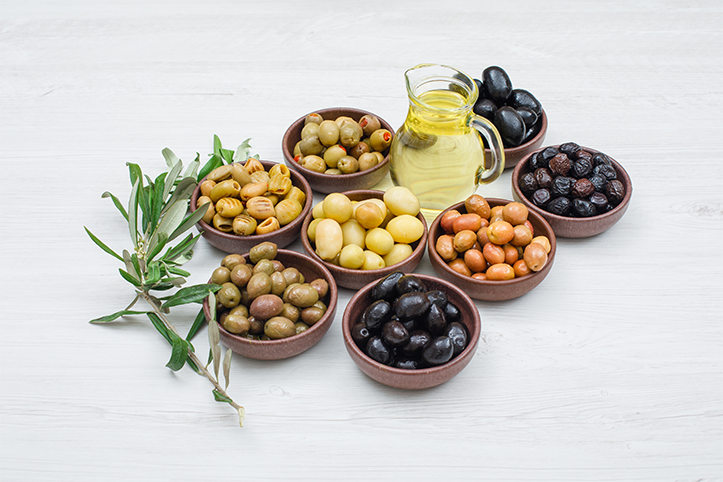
[190,158,313,253]
[428,195,556,301]
[281,107,394,194]
[301,188,428,290]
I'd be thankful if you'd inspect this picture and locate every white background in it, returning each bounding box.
[1,1,721,480]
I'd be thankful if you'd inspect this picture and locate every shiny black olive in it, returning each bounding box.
[382,320,410,347]
[572,198,597,217]
[593,164,617,181]
[546,196,572,216]
[351,322,371,347]
[424,303,447,336]
[425,290,448,308]
[473,98,497,121]
[481,66,512,104]
[401,330,432,357]
[551,176,574,198]
[589,174,607,192]
[396,274,426,295]
[362,299,392,331]
[400,316,418,333]
[572,159,593,179]
[366,336,393,365]
[521,124,541,144]
[371,271,404,302]
[507,89,542,116]
[394,358,422,370]
[532,188,552,208]
[515,106,538,128]
[444,322,468,356]
[443,301,461,322]
[534,167,553,189]
[559,142,581,158]
[606,180,626,205]
[421,336,454,367]
[393,291,431,321]
[494,106,525,147]
[589,192,609,213]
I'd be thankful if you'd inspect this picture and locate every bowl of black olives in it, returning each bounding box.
[474,66,548,169]
[342,272,481,390]
[511,143,633,238]
[281,107,394,194]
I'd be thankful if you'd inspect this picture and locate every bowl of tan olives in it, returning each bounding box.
[190,158,313,253]
[342,272,481,389]
[511,143,633,238]
[203,242,338,360]
[428,195,556,301]
[281,107,394,193]
[301,187,428,290]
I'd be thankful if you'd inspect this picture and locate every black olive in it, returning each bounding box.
[593,164,617,181]
[589,174,607,192]
[371,271,404,302]
[443,301,461,323]
[534,167,553,189]
[382,320,410,347]
[515,106,538,128]
[444,322,468,356]
[572,198,597,217]
[572,178,595,198]
[606,180,626,205]
[559,142,581,158]
[575,150,593,161]
[394,358,422,370]
[425,290,448,308]
[589,192,609,213]
[532,188,552,208]
[572,159,593,179]
[351,322,371,347]
[400,317,418,333]
[421,336,454,367]
[547,196,572,216]
[507,89,542,116]
[518,172,538,195]
[481,66,512,104]
[366,336,393,365]
[393,292,431,321]
[473,98,497,121]
[549,153,572,177]
[521,124,541,144]
[396,274,426,295]
[494,106,525,147]
[423,303,447,336]
[592,152,611,166]
[401,330,432,357]
[551,176,574,198]
[362,299,392,331]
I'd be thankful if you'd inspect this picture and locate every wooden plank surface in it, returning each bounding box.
[1,0,721,480]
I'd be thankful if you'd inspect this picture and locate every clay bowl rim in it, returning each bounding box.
[300,189,429,289]
[281,107,393,185]
[511,144,633,234]
[190,159,314,249]
[341,273,482,389]
[427,197,557,299]
[202,248,339,358]
[485,108,548,170]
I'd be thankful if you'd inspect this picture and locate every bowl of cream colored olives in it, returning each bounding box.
[203,242,338,360]
[342,272,481,389]
[428,195,557,301]
[190,159,313,253]
[511,143,633,238]
[301,188,428,290]
[281,107,394,193]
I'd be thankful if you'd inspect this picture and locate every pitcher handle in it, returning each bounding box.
[470,115,505,185]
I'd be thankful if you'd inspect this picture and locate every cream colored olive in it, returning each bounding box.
[340,219,366,249]
[240,181,268,202]
[312,201,326,219]
[385,214,424,244]
[306,218,322,243]
[383,244,413,267]
[383,186,421,216]
[322,193,353,223]
[353,201,385,229]
[314,218,343,261]
[268,175,292,196]
[361,250,385,270]
[365,227,395,256]
[212,213,234,232]
[339,244,365,269]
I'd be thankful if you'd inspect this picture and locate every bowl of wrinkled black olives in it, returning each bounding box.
[281,107,394,194]
[342,272,481,390]
[190,159,313,253]
[512,143,633,238]
[474,66,548,169]
[203,243,338,360]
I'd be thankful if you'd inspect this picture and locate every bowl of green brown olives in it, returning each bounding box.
[342,272,481,389]
[427,195,557,301]
[281,107,395,193]
[203,242,338,360]
[511,143,633,238]
[301,188,428,290]
[190,158,313,253]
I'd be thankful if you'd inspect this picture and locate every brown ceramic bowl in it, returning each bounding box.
[281,107,394,194]
[202,249,338,360]
[300,190,428,290]
[511,145,633,238]
[485,108,548,170]
[190,160,313,253]
[428,198,557,301]
[342,273,481,390]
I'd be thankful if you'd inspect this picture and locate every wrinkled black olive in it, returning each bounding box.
[396,274,426,295]
[444,322,468,356]
[518,172,538,195]
[371,271,404,302]
[606,180,626,205]
[592,152,611,166]
[573,198,596,217]
[421,336,454,367]
[402,330,432,357]
[425,290,448,308]
[593,164,617,181]
[443,301,461,323]
[366,337,393,365]
[424,303,447,336]
[507,89,542,116]
[534,167,553,189]
[547,196,572,216]
[532,188,552,208]
[516,106,538,128]
[559,142,581,158]
[549,153,572,177]
[589,174,607,192]
[482,66,512,104]
[572,158,593,179]
[362,299,392,331]
[572,178,595,198]
[395,358,422,370]
[575,150,593,161]
[494,106,525,147]
[393,291,431,321]
[351,322,371,347]
[589,192,609,213]
[473,98,497,121]
[382,320,410,347]
[551,176,575,198]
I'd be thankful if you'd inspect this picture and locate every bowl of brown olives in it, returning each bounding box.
[203,242,338,360]
[301,188,428,290]
[342,272,481,390]
[427,195,557,301]
[190,158,313,253]
[511,143,633,238]
[281,107,394,193]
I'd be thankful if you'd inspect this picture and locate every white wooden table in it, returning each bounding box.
[1,1,722,480]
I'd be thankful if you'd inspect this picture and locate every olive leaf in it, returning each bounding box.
[101,191,128,221]
[162,284,221,309]
[84,227,123,262]
[90,309,149,324]
[223,348,232,390]
[162,147,180,169]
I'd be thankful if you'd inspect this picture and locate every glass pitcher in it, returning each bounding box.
[389,63,505,214]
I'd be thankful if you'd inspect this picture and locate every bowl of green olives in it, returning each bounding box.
[281,107,394,193]
[203,244,338,360]
[301,189,428,290]
[511,143,633,238]
[342,272,481,389]
[190,159,313,253]
[427,196,557,301]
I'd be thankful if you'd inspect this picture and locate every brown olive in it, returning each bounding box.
[249,294,284,320]
[440,209,461,234]
[453,230,477,252]
[310,278,329,298]
[264,316,296,339]
[301,306,325,325]
[464,195,491,219]
[230,263,253,288]
[524,243,548,272]
[452,213,483,234]
[463,249,487,273]
[359,114,381,136]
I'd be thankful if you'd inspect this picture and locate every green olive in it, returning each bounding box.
[339,123,361,148]
[301,306,325,325]
[281,267,303,286]
[246,272,272,300]
[230,263,253,288]
[223,314,250,335]
[358,152,379,171]
[300,155,326,173]
[317,120,340,146]
[217,282,241,308]
[280,303,300,322]
[249,241,278,264]
[286,284,319,308]
[269,271,287,296]
[222,254,245,271]
[294,321,310,335]
[207,164,233,182]
[299,135,324,156]
[231,163,252,187]
[232,214,257,236]
[304,113,323,125]
[369,129,392,151]
[228,304,249,318]
[323,144,347,168]
[211,266,231,285]
[264,316,296,339]
[252,258,275,276]
[212,213,234,232]
[301,122,320,139]
[359,114,381,136]
[337,155,359,174]
[209,179,241,203]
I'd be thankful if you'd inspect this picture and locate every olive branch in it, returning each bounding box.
[84,136,255,427]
